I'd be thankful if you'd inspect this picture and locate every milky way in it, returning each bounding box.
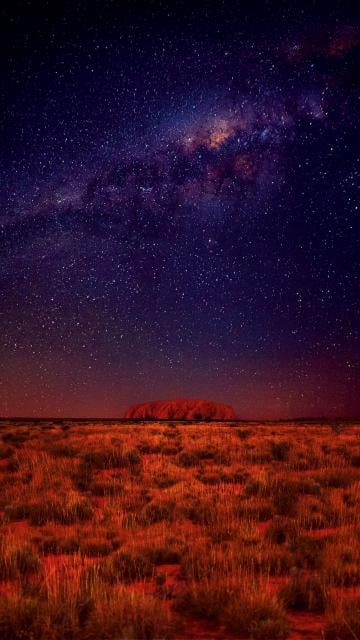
[0,1,359,418]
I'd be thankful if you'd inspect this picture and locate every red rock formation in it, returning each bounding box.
[124,398,236,420]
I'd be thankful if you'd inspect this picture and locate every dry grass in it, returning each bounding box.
[0,419,359,639]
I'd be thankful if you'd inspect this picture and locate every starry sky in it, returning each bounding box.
[0,0,359,419]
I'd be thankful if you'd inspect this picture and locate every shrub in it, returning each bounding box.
[280,573,326,612]
[36,533,81,555]
[325,558,360,587]
[236,499,273,522]
[196,471,223,485]
[237,429,252,439]
[177,579,289,639]
[221,468,248,483]
[26,496,93,525]
[297,480,321,496]
[144,545,182,565]
[48,444,79,458]
[0,544,40,579]
[224,590,289,639]
[90,479,123,496]
[290,536,323,569]
[6,457,20,472]
[100,550,154,583]
[265,517,297,545]
[323,470,355,489]
[0,445,13,459]
[161,444,182,455]
[0,581,174,640]
[234,545,293,576]
[4,503,31,521]
[244,479,268,498]
[0,595,39,639]
[163,424,180,432]
[72,463,93,491]
[270,441,291,461]
[141,499,176,525]
[350,453,360,467]
[2,431,29,445]
[176,580,226,619]
[342,491,358,508]
[297,496,327,529]
[272,482,299,517]
[136,441,162,454]
[57,537,81,554]
[81,539,113,557]
[180,498,215,525]
[175,450,198,467]
[82,447,140,470]
[154,473,179,489]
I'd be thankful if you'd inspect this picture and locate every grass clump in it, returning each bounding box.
[153,473,179,489]
[12,494,94,526]
[272,482,299,517]
[0,445,14,460]
[280,572,327,612]
[237,428,252,439]
[177,578,289,639]
[270,441,291,462]
[265,517,297,545]
[99,550,154,583]
[48,443,79,458]
[175,450,199,468]
[82,447,140,470]
[290,536,323,569]
[0,542,40,579]
[141,498,176,525]
[0,576,174,639]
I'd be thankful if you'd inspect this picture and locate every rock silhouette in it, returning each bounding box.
[124,398,236,420]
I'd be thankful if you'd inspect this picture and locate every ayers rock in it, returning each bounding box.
[124,398,236,420]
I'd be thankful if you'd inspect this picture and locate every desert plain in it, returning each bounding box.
[0,418,360,639]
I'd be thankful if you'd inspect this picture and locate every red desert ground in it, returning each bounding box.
[0,402,359,639]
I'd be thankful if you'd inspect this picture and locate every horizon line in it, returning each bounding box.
[0,416,359,423]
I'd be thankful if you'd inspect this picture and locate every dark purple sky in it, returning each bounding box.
[0,0,359,418]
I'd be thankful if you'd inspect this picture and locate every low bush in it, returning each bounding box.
[82,447,140,470]
[175,450,199,468]
[265,517,297,545]
[23,496,93,526]
[177,579,289,639]
[0,446,13,460]
[153,473,179,489]
[270,441,291,462]
[100,550,154,583]
[272,482,299,517]
[237,429,252,439]
[48,444,79,458]
[0,544,40,579]
[317,470,355,489]
[141,499,176,525]
[290,536,323,569]
[81,538,113,557]
[280,573,326,612]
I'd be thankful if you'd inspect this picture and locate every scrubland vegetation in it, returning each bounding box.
[0,418,359,639]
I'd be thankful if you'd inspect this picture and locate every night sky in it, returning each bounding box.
[0,0,359,419]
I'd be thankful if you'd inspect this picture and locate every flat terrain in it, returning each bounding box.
[0,419,359,639]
